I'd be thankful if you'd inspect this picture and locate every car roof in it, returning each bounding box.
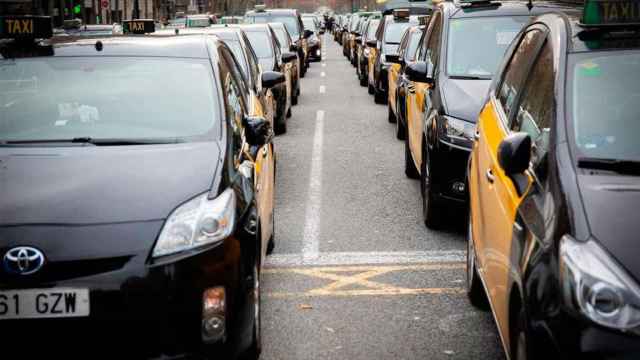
[237,24,271,32]
[245,9,299,16]
[1,35,213,59]
[441,1,580,19]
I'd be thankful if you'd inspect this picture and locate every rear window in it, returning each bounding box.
[245,31,274,58]
[0,57,220,142]
[248,15,300,39]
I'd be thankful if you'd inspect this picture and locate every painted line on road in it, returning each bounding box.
[322,63,326,67]
[266,250,466,268]
[264,287,465,299]
[319,85,326,94]
[301,110,325,260]
[321,71,326,77]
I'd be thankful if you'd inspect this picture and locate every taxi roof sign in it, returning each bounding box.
[122,19,155,34]
[393,9,411,19]
[0,16,53,40]
[254,4,267,12]
[581,0,640,27]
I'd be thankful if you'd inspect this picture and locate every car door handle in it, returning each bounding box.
[262,146,268,158]
[474,130,481,140]
[486,169,495,183]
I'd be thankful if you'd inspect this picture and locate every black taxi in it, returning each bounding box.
[467,1,640,358]
[0,17,280,358]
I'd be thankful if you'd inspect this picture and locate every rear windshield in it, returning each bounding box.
[446,16,528,78]
[385,22,413,44]
[0,57,219,142]
[245,31,274,58]
[248,15,300,39]
[570,51,640,161]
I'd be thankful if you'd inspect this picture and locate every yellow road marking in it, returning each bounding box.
[263,263,465,298]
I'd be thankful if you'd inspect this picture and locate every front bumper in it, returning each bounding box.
[0,234,251,358]
[433,138,471,203]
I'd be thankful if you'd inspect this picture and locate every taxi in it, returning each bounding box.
[357,17,381,87]
[467,1,640,358]
[269,21,301,105]
[402,0,569,228]
[0,16,283,358]
[386,20,426,134]
[369,10,423,104]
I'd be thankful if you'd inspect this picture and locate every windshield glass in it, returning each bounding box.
[366,20,379,40]
[405,30,422,62]
[249,15,300,38]
[570,51,640,161]
[245,31,274,58]
[224,40,250,80]
[385,22,413,44]
[0,57,219,142]
[302,18,317,31]
[447,16,528,78]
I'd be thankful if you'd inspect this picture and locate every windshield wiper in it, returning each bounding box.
[577,157,640,176]
[1,137,184,146]
[449,75,490,80]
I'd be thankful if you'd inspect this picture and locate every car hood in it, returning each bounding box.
[0,142,221,225]
[441,78,491,123]
[577,173,640,281]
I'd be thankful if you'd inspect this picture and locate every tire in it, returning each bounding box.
[404,136,419,179]
[388,104,396,123]
[368,83,374,95]
[286,107,292,119]
[396,99,406,140]
[511,307,531,360]
[467,217,489,309]
[420,142,444,229]
[360,73,367,87]
[374,86,387,104]
[292,94,298,106]
[241,261,262,360]
[275,119,286,135]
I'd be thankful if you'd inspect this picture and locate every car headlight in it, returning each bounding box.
[443,116,475,142]
[152,188,236,257]
[560,235,640,331]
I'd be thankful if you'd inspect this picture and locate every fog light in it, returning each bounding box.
[202,287,226,343]
[316,50,321,56]
[452,182,466,194]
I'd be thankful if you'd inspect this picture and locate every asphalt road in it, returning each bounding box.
[260,35,505,360]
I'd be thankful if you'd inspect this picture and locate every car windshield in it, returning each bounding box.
[302,18,317,31]
[249,15,300,38]
[446,16,528,78]
[224,40,250,80]
[245,31,273,58]
[366,20,379,40]
[570,51,640,162]
[405,31,422,62]
[0,57,219,143]
[385,22,413,44]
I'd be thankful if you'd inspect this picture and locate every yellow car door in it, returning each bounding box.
[388,63,401,114]
[368,47,377,86]
[406,80,429,170]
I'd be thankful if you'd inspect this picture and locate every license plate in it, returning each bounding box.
[0,288,90,319]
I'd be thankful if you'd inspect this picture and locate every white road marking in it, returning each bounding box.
[301,110,325,259]
[321,72,326,77]
[322,63,327,67]
[266,250,466,268]
[319,85,326,94]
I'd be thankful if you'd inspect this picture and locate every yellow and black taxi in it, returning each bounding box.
[302,15,323,62]
[357,17,381,87]
[0,16,283,358]
[386,21,426,138]
[467,1,640,358]
[240,24,298,134]
[403,0,569,228]
[269,21,301,106]
[244,6,312,78]
[370,8,430,104]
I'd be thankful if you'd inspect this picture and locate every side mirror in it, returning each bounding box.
[243,116,274,147]
[304,29,314,38]
[385,54,401,64]
[498,132,531,196]
[289,44,298,51]
[366,39,377,48]
[282,51,297,63]
[355,36,362,43]
[498,132,531,175]
[405,61,434,85]
[261,71,285,89]
[320,29,325,35]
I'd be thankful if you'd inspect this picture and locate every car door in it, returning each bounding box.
[472,28,546,343]
[388,29,410,112]
[408,12,441,171]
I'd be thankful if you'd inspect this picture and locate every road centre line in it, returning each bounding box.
[321,71,326,77]
[319,85,326,94]
[301,110,325,259]
[322,63,326,67]
[266,250,466,268]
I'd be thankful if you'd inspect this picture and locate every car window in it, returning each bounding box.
[245,31,274,58]
[221,46,249,102]
[446,16,529,78]
[366,20,380,41]
[249,15,300,39]
[404,30,422,62]
[219,53,247,171]
[0,57,220,142]
[302,18,317,31]
[512,41,554,174]
[425,14,442,73]
[272,27,290,47]
[497,30,546,123]
[570,50,640,162]
[385,22,413,44]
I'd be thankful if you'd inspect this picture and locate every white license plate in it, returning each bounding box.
[0,288,90,319]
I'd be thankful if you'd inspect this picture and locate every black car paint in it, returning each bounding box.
[0,35,261,357]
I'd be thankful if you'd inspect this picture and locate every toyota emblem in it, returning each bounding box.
[3,246,45,275]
